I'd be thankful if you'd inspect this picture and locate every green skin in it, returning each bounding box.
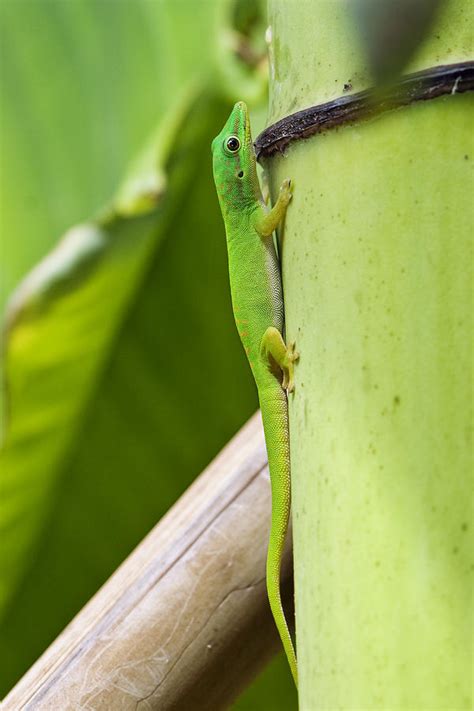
[212,101,298,685]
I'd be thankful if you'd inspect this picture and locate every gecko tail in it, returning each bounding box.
[260,388,298,686]
[266,512,298,686]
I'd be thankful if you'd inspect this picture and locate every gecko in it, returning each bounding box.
[212,101,298,685]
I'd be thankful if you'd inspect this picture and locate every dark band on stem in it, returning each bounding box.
[255,61,474,160]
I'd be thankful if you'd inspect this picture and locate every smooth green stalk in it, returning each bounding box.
[266,0,473,707]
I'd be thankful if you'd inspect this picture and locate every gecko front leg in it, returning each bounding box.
[254,178,293,238]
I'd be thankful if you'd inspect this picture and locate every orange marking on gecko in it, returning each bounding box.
[235,318,249,324]
[240,331,249,338]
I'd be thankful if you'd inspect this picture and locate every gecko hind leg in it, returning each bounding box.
[260,327,299,392]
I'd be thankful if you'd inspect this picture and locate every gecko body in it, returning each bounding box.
[212,101,298,685]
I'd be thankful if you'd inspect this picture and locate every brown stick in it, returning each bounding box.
[3,413,294,710]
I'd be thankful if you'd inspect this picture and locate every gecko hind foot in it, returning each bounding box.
[282,340,299,393]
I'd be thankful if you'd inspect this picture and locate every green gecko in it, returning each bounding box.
[212,101,298,685]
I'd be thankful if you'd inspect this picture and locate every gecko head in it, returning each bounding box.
[211,102,259,209]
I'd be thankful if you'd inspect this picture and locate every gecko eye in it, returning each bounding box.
[225,135,241,153]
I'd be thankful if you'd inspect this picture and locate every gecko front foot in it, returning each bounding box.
[253,177,293,237]
[279,178,293,207]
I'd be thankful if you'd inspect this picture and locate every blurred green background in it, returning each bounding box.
[0,0,296,705]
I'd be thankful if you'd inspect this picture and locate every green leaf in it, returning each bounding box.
[0,0,241,691]
[0,0,218,310]
[0,86,258,692]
